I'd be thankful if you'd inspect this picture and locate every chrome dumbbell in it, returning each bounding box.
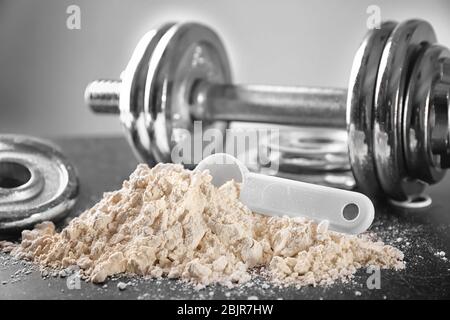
[85,20,450,202]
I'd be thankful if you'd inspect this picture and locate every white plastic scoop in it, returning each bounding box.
[196,153,374,234]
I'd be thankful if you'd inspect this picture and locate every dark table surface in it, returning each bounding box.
[1,136,450,300]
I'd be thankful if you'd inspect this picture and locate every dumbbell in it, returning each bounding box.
[84,20,450,202]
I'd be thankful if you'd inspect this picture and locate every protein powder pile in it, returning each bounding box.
[4,163,404,288]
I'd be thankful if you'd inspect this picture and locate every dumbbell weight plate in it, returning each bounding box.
[264,128,351,172]
[144,22,232,165]
[273,127,348,156]
[119,23,175,165]
[245,146,356,189]
[374,20,437,200]
[404,44,450,184]
[275,155,350,172]
[268,171,356,190]
[347,21,397,198]
[0,135,78,233]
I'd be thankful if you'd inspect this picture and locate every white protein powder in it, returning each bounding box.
[5,163,404,287]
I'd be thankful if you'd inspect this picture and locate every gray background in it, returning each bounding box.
[1,0,449,137]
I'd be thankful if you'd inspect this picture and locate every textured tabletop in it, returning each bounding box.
[1,136,449,299]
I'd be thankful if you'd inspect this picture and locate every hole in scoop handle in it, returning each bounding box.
[240,172,374,234]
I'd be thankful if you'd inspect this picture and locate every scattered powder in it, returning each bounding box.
[435,251,447,262]
[117,281,128,291]
[436,251,446,257]
[4,163,404,288]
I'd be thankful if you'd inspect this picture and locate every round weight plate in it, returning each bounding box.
[347,21,397,198]
[389,194,432,209]
[403,44,450,184]
[144,22,231,166]
[271,171,356,189]
[274,155,350,172]
[0,135,78,233]
[263,128,351,172]
[270,127,348,156]
[119,23,175,165]
[246,147,355,190]
[373,20,436,200]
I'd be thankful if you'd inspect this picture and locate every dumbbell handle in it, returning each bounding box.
[86,80,347,128]
[191,81,347,127]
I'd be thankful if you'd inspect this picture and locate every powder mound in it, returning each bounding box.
[10,163,404,287]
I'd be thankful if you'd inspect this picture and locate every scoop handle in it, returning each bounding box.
[241,172,374,234]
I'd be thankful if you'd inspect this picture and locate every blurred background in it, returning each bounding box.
[0,0,449,137]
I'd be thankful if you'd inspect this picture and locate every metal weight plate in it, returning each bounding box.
[245,145,356,190]
[389,194,432,209]
[276,155,350,172]
[272,127,348,156]
[373,20,437,200]
[403,44,450,184]
[347,21,397,198]
[119,23,175,165]
[264,128,351,172]
[144,22,232,166]
[265,170,356,190]
[0,135,78,233]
